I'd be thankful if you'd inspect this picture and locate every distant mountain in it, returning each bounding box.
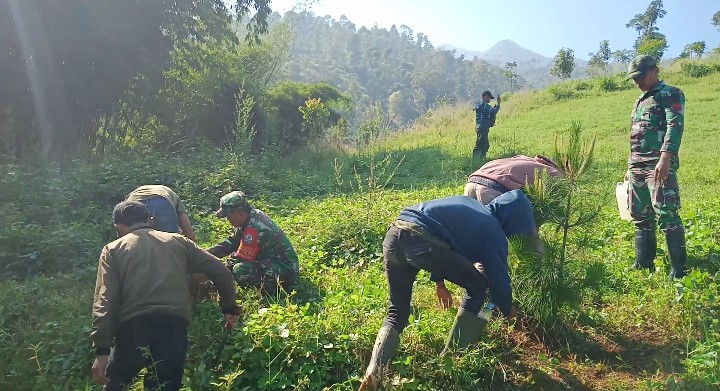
[441,40,589,88]
[441,40,552,67]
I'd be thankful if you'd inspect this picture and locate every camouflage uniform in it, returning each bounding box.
[210,192,299,293]
[472,91,500,157]
[626,55,687,278]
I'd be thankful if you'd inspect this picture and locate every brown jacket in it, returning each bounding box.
[91,227,237,349]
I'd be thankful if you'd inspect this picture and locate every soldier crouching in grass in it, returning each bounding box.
[358,190,538,391]
[625,55,687,279]
[207,191,300,295]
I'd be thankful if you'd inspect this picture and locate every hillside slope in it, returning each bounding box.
[1,65,719,390]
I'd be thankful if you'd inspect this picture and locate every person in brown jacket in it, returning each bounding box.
[90,201,240,391]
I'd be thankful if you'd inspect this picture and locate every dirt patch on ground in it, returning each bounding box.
[488,317,685,390]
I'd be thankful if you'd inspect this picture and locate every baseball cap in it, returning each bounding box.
[481,90,495,99]
[627,55,657,79]
[215,191,251,217]
[113,201,150,226]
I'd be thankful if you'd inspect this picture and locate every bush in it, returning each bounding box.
[680,62,720,78]
[594,76,618,92]
[547,84,577,101]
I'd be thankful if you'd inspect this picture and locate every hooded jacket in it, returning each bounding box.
[397,190,536,315]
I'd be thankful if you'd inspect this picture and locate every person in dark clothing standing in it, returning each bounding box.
[472,90,501,158]
[90,201,240,391]
[358,191,536,391]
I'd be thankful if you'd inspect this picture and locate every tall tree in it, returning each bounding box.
[587,40,612,76]
[0,0,271,160]
[504,61,520,91]
[713,10,720,31]
[679,41,706,58]
[636,32,668,61]
[612,49,635,68]
[627,0,668,59]
[550,48,575,80]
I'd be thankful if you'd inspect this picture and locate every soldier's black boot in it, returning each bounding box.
[665,226,687,279]
[633,229,656,270]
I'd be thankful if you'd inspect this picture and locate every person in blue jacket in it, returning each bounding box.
[359,190,536,391]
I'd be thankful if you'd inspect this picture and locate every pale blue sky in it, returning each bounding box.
[269,0,720,59]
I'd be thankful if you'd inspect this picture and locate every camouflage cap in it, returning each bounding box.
[215,191,251,217]
[113,200,149,226]
[627,55,657,79]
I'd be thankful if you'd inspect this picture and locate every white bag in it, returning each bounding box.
[616,181,633,221]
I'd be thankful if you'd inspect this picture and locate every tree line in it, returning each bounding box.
[0,2,519,162]
[551,1,720,79]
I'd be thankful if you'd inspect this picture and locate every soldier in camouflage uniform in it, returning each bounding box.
[472,90,501,158]
[208,191,299,293]
[626,55,687,279]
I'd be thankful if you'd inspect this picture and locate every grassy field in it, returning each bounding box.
[1,63,719,390]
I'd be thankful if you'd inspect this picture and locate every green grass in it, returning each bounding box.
[1,65,720,390]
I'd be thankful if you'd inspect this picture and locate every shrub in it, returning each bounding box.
[594,76,618,92]
[680,62,720,78]
[547,84,577,101]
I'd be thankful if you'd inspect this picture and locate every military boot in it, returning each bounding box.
[359,326,400,391]
[665,226,687,279]
[442,308,487,354]
[633,229,657,270]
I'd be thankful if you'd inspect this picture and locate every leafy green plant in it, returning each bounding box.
[547,83,578,101]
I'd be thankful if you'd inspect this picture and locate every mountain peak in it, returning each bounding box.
[440,40,551,67]
[482,40,549,64]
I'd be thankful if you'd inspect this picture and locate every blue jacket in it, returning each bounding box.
[474,101,500,128]
[397,190,535,315]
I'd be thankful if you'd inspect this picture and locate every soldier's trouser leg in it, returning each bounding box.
[232,261,297,295]
[649,170,686,278]
[650,171,686,278]
[630,168,686,277]
[665,226,687,279]
[629,169,658,270]
[633,229,657,270]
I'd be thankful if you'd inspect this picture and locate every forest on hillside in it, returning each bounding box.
[0,1,519,162]
[280,12,513,124]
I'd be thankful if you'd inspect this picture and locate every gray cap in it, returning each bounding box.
[113,201,149,226]
[627,55,657,79]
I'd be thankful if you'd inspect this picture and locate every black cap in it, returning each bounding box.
[113,201,150,226]
[481,90,495,99]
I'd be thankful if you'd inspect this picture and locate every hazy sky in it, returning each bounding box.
[268,0,720,59]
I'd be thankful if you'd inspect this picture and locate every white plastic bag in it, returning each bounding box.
[616,181,633,221]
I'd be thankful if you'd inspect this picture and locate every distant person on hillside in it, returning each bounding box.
[625,55,687,279]
[91,201,239,391]
[358,191,536,391]
[125,184,196,241]
[208,191,299,294]
[472,90,501,158]
[465,155,564,204]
